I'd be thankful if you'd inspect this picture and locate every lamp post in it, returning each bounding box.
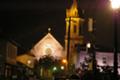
[110,0,120,80]
[62,59,67,71]
[88,18,96,80]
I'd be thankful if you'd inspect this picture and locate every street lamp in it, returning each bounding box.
[86,43,91,49]
[110,0,120,9]
[86,42,92,54]
[110,0,120,80]
[62,59,67,64]
[61,59,67,71]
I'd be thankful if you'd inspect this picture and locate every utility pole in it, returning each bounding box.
[113,10,118,80]
[67,17,71,72]
[88,18,96,80]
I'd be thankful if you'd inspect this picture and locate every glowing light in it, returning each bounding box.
[61,66,65,70]
[27,60,31,65]
[48,27,51,32]
[86,43,91,48]
[53,66,57,71]
[110,0,120,9]
[62,59,67,64]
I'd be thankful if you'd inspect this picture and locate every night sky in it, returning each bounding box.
[0,0,120,52]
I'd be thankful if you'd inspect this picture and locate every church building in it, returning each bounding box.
[16,0,85,73]
[17,29,65,68]
[65,0,84,68]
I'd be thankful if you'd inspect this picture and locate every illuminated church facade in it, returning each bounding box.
[31,32,65,60]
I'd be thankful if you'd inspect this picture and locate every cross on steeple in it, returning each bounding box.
[48,27,51,33]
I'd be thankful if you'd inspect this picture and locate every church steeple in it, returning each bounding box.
[73,0,77,8]
[66,0,78,17]
[65,0,84,68]
[65,0,82,38]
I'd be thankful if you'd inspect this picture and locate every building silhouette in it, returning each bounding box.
[0,38,17,78]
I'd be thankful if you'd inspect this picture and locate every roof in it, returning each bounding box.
[16,53,35,68]
[31,33,65,60]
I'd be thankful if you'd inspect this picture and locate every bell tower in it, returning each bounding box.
[65,0,84,68]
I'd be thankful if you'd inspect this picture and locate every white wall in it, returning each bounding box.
[76,51,120,74]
